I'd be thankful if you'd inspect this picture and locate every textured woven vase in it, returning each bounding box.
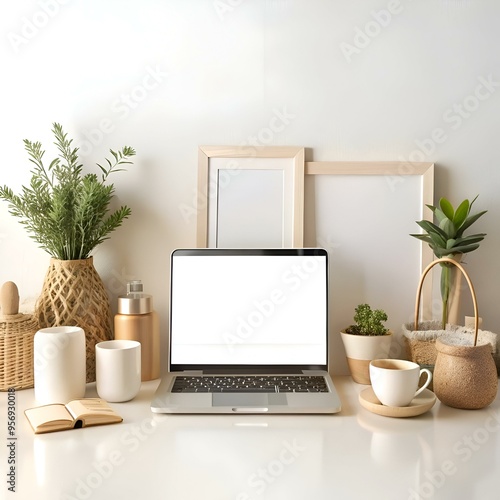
[35,258,113,383]
[434,337,498,409]
[413,257,498,410]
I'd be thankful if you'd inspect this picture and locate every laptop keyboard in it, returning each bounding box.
[171,375,329,393]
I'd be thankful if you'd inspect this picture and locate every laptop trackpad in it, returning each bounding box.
[212,393,287,407]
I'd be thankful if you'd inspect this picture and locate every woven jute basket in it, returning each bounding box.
[431,258,497,408]
[0,282,39,390]
[0,314,39,390]
[403,259,497,369]
[35,257,113,383]
[403,321,497,367]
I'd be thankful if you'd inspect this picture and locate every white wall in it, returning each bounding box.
[1,0,499,374]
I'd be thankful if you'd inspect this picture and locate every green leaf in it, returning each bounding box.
[433,209,447,225]
[410,234,435,245]
[433,247,455,258]
[122,146,136,157]
[456,210,487,237]
[416,220,448,240]
[446,243,481,254]
[96,163,107,176]
[439,218,456,238]
[469,194,479,208]
[439,197,454,221]
[428,232,447,248]
[452,199,469,229]
[453,234,486,247]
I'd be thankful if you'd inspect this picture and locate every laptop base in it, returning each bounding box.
[151,370,341,414]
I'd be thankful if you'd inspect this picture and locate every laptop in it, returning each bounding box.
[151,248,341,414]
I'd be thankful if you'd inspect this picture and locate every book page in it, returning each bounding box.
[66,399,122,425]
[25,404,73,432]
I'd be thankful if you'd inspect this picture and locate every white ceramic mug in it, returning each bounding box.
[369,359,432,407]
[34,326,86,404]
[95,340,141,402]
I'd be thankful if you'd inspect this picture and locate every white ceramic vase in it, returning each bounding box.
[34,326,86,404]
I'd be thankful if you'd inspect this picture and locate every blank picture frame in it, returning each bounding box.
[197,146,305,248]
[304,161,434,375]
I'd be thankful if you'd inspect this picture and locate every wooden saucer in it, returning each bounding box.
[359,387,436,418]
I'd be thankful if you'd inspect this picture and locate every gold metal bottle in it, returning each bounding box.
[114,280,160,381]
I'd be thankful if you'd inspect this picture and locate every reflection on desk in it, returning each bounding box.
[2,376,500,500]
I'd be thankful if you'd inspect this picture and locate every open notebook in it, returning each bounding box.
[151,248,341,414]
[25,398,122,433]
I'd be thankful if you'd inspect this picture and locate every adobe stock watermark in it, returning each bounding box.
[236,439,306,499]
[408,407,500,499]
[104,267,136,296]
[8,0,72,54]
[62,417,158,500]
[340,0,406,63]
[223,253,324,351]
[178,106,296,224]
[34,329,72,372]
[385,74,499,192]
[178,157,242,225]
[213,0,245,21]
[243,107,295,147]
[316,235,341,255]
[76,64,168,157]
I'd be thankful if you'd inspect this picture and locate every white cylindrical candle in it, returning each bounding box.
[34,326,86,404]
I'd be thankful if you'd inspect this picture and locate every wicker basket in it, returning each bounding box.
[0,282,39,391]
[403,321,496,368]
[402,258,497,371]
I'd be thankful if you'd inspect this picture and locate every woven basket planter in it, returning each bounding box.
[0,312,39,391]
[403,321,497,368]
[35,257,113,383]
[405,257,498,409]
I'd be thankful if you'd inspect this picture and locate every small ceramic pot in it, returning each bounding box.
[340,331,392,384]
[434,337,498,410]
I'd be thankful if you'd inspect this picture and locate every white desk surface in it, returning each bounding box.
[2,376,500,500]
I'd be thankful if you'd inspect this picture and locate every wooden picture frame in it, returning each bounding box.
[304,161,434,373]
[197,146,305,248]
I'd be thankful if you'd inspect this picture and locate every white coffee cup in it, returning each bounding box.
[369,359,432,407]
[95,340,141,402]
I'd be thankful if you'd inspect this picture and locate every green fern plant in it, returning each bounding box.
[0,123,135,260]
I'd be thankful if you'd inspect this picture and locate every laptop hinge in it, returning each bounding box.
[202,368,303,375]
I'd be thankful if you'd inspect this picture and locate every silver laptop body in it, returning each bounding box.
[151,248,341,414]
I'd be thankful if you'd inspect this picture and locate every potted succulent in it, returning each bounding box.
[410,196,487,327]
[0,123,135,381]
[340,303,392,384]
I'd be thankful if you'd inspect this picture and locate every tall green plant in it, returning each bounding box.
[0,123,135,260]
[410,196,487,327]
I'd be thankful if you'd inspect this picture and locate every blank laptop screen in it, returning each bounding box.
[169,249,328,368]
